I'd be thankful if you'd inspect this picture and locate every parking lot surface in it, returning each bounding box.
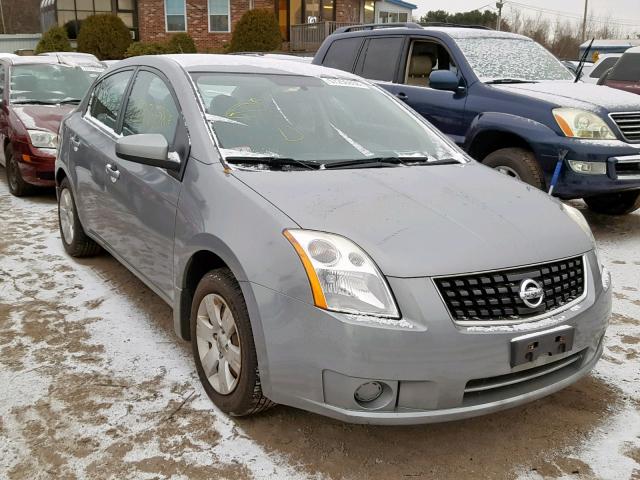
[0,173,638,480]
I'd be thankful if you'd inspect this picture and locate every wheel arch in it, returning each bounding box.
[467,129,533,162]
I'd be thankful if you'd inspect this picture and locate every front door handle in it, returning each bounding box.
[105,163,120,183]
[396,92,408,101]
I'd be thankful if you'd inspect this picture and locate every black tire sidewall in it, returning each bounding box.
[483,148,545,190]
[5,144,28,196]
[584,190,640,215]
[190,269,260,416]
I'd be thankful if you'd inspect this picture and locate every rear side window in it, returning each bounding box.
[122,70,180,145]
[608,53,640,81]
[89,70,133,131]
[357,37,403,82]
[590,57,618,78]
[322,38,363,72]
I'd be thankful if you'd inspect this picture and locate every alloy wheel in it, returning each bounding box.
[495,165,521,180]
[196,293,242,395]
[59,189,75,245]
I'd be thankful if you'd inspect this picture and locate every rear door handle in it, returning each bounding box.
[396,92,408,101]
[70,135,81,151]
[105,163,120,182]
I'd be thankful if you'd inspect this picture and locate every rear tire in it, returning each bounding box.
[584,190,640,215]
[483,147,545,190]
[58,177,102,257]
[191,268,274,416]
[5,144,35,197]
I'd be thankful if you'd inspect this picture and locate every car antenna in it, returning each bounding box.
[574,38,594,83]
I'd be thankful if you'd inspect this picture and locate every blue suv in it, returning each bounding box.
[313,24,640,215]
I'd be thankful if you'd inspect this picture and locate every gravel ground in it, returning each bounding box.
[0,171,638,480]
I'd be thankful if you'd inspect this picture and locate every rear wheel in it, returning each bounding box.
[191,268,274,416]
[5,144,34,197]
[58,177,102,257]
[483,147,545,190]
[584,190,640,215]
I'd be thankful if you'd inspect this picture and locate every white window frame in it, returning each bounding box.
[208,0,231,33]
[165,0,188,33]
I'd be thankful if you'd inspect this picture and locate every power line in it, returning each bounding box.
[506,0,640,28]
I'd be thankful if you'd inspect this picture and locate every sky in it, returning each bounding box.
[412,0,640,36]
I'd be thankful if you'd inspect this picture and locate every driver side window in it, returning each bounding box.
[405,40,458,88]
[89,70,133,131]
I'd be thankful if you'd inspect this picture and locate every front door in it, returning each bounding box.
[103,68,186,300]
[382,38,468,145]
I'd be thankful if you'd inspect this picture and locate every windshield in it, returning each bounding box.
[10,64,99,104]
[454,37,574,82]
[191,72,464,166]
[608,53,640,82]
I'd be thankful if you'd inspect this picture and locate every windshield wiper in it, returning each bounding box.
[484,78,538,85]
[11,100,58,105]
[57,99,82,104]
[323,156,460,169]
[225,156,321,170]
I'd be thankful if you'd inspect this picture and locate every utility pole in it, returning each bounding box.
[0,0,6,35]
[496,1,505,31]
[581,0,588,42]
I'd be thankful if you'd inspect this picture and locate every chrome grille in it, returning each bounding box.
[610,112,640,142]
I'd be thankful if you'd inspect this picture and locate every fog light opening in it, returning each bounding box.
[353,381,393,409]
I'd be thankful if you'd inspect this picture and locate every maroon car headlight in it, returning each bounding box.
[27,130,59,149]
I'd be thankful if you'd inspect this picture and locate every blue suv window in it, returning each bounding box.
[357,37,403,82]
[323,37,363,72]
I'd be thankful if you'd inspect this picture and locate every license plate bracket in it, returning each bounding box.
[510,325,575,367]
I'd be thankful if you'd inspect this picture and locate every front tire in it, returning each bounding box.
[5,144,34,197]
[58,177,102,257]
[584,190,640,215]
[483,147,545,190]
[191,268,274,416]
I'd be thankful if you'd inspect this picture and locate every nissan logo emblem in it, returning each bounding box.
[519,278,544,308]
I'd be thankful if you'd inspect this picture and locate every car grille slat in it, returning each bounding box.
[435,256,585,323]
[610,112,640,142]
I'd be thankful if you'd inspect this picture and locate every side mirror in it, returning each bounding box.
[429,70,461,92]
[115,134,180,171]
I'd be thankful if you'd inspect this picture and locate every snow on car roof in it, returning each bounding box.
[433,27,531,41]
[162,53,361,79]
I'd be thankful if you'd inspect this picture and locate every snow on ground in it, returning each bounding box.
[0,173,638,480]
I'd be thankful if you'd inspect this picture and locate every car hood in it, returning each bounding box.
[234,162,593,277]
[494,81,640,112]
[12,104,75,133]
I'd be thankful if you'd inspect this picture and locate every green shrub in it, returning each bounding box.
[35,26,71,54]
[77,14,132,60]
[167,32,197,53]
[228,9,281,53]
[125,42,170,57]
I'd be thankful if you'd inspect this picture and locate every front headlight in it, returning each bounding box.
[27,130,58,149]
[563,204,595,244]
[284,229,400,318]
[552,108,616,140]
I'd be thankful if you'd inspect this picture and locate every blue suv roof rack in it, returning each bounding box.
[334,22,423,34]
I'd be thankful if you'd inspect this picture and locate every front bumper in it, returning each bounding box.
[536,138,640,198]
[249,251,611,424]
[14,141,56,187]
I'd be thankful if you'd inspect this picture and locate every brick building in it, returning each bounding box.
[40,0,416,52]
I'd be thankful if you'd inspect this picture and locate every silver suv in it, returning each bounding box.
[55,55,612,424]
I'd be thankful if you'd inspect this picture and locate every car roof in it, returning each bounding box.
[329,25,531,41]
[623,46,640,54]
[3,55,61,66]
[117,54,361,79]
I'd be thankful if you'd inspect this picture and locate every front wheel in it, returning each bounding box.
[483,147,545,190]
[191,268,274,416]
[5,144,34,197]
[584,190,640,215]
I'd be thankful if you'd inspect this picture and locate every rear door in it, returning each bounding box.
[381,38,468,144]
[66,69,134,235]
[102,68,187,300]
[353,36,405,84]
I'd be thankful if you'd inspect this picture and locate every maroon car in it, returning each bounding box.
[0,56,100,196]
[600,46,640,95]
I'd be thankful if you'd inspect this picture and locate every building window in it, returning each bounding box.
[208,0,230,32]
[165,0,187,32]
[363,0,375,23]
